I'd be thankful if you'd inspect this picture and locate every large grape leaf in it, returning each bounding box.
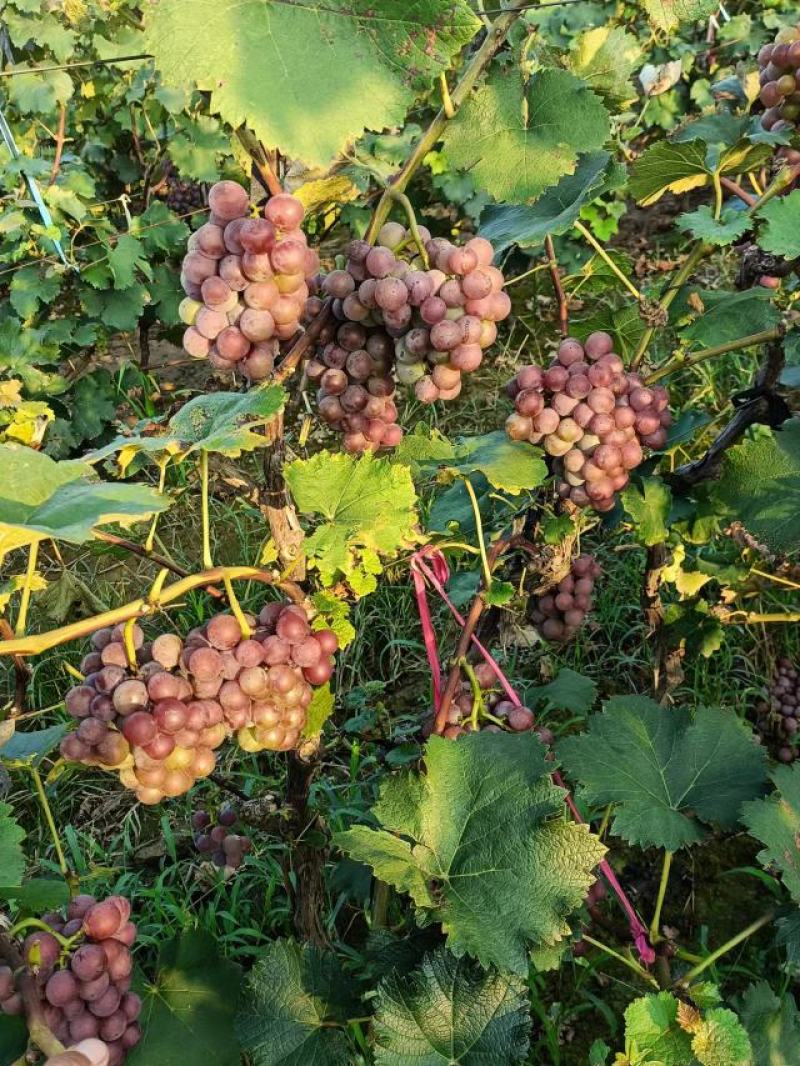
[373,949,530,1065]
[0,803,26,893]
[127,931,241,1066]
[89,388,286,469]
[711,421,800,556]
[236,940,358,1066]
[144,0,480,167]
[335,732,607,973]
[679,289,781,348]
[739,981,800,1066]
[441,69,610,204]
[742,764,800,905]
[0,445,170,562]
[284,451,418,593]
[479,152,624,252]
[434,431,547,495]
[756,189,800,259]
[629,139,770,206]
[557,696,768,851]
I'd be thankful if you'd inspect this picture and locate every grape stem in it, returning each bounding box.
[0,929,65,1058]
[14,542,39,638]
[93,528,224,599]
[0,619,30,719]
[544,234,569,338]
[7,918,75,950]
[719,175,756,208]
[649,850,672,943]
[199,451,213,570]
[462,476,493,590]
[236,129,283,197]
[384,188,430,267]
[365,2,529,243]
[0,566,304,657]
[572,221,643,301]
[28,766,74,887]
[460,658,486,730]
[674,910,775,988]
[273,298,333,385]
[582,934,659,989]
[144,460,168,552]
[644,324,787,385]
[223,574,253,640]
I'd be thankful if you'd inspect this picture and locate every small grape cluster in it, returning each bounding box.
[192,805,252,871]
[754,658,800,763]
[311,222,510,451]
[163,161,205,216]
[0,896,141,1066]
[179,181,319,381]
[435,661,547,742]
[531,555,602,643]
[506,332,671,512]
[59,601,338,804]
[758,26,800,132]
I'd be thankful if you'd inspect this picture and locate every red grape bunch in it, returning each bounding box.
[0,895,142,1066]
[754,658,800,764]
[758,26,800,133]
[59,601,339,804]
[505,332,671,512]
[179,181,320,382]
[192,805,252,871]
[531,554,602,643]
[309,223,510,451]
[433,661,547,742]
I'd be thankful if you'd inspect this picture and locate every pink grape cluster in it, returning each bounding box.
[0,896,141,1066]
[59,602,338,804]
[531,554,602,643]
[179,181,320,381]
[506,332,671,512]
[758,25,800,131]
[310,222,510,450]
[192,805,252,871]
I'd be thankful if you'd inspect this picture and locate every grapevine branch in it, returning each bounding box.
[273,298,333,384]
[0,567,304,657]
[644,324,787,385]
[0,619,30,718]
[544,234,569,338]
[365,1,528,243]
[47,103,67,187]
[93,529,223,598]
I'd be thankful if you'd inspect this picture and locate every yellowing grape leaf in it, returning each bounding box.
[0,445,170,562]
[630,139,770,205]
[567,27,641,104]
[144,0,480,167]
[622,993,693,1065]
[641,0,719,32]
[336,732,606,973]
[285,451,418,594]
[442,69,610,204]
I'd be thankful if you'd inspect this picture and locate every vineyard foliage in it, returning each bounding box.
[2,0,800,1063]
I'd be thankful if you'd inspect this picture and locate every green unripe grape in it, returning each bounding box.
[179,297,202,325]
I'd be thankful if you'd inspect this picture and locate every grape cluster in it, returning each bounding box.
[0,896,141,1066]
[311,222,510,451]
[506,332,671,512]
[434,661,547,741]
[178,181,319,382]
[59,602,339,804]
[531,554,602,643]
[192,805,252,871]
[758,26,800,132]
[46,1038,111,1066]
[163,161,204,216]
[754,658,800,763]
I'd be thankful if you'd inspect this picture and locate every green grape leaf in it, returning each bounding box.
[302,683,334,739]
[479,152,623,252]
[108,235,151,289]
[711,420,800,555]
[0,446,170,562]
[311,590,356,648]
[145,0,480,168]
[739,981,800,1066]
[0,1016,27,1065]
[89,388,286,467]
[441,69,610,204]
[567,27,641,104]
[9,266,63,320]
[148,262,184,326]
[0,725,68,764]
[81,282,149,330]
[558,696,768,851]
[756,188,800,259]
[442,432,547,495]
[285,451,418,591]
[336,732,606,973]
[692,1008,753,1066]
[0,879,69,911]
[678,205,751,247]
[131,201,190,255]
[622,992,693,1065]
[621,477,672,546]
[67,370,117,446]
[742,764,800,904]
[0,803,26,891]
[6,62,73,114]
[236,940,358,1066]
[428,473,527,537]
[527,669,597,715]
[642,0,722,32]
[128,931,241,1066]
[392,426,455,468]
[169,114,232,183]
[776,908,800,968]
[679,289,781,348]
[373,948,530,1065]
[630,139,770,205]
[589,1040,611,1066]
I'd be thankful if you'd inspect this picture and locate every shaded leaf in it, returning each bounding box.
[742,763,800,905]
[0,803,25,891]
[444,432,547,495]
[756,188,800,259]
[528,669,597,715]
[0,725,69,764]
[621,477,672,546]
[739,981,800,1066]
[0,879,69,911]
[679,288,781,348]
[630,139,770,205]
[678,205,751,246]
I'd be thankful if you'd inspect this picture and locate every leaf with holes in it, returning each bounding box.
[236,939,358,1066]
[442,69,610,204]
[127,931,241,1066]
[145,0,480,167]
[285,451,418,592]
[558,696,768,850]
[336,732,606,973]
[0,446,170,562]
[373,948,530,1065]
